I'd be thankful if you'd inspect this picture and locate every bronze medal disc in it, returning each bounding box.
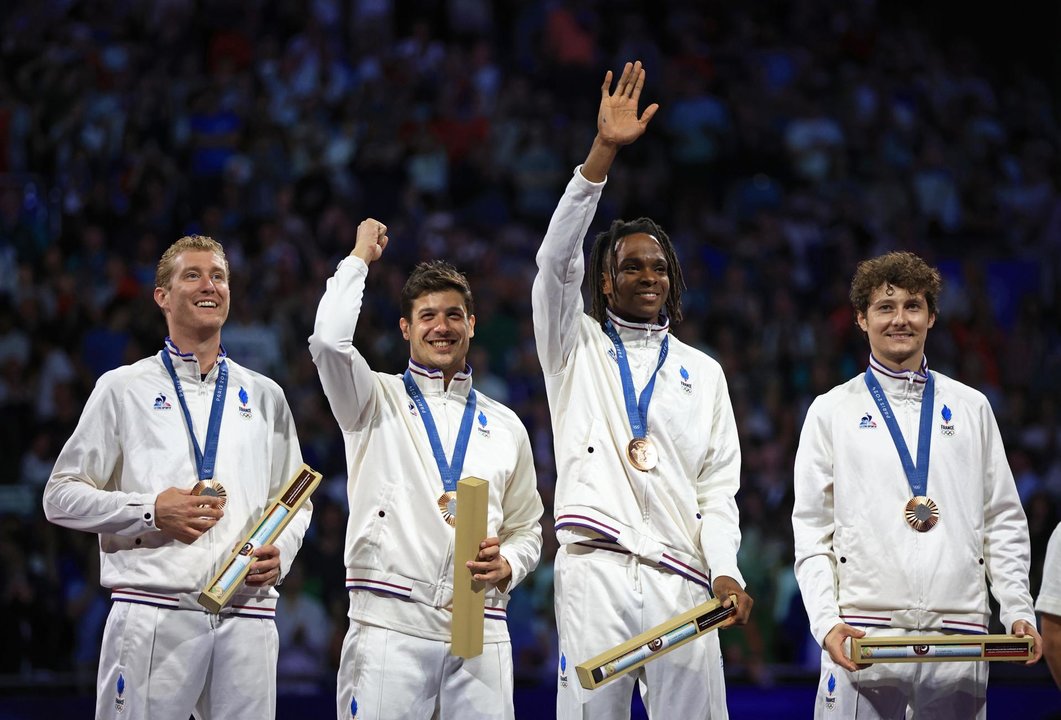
[627,437,658,472]
[438,490,457,527]
[904,496,939,532]
[192,479,228,510]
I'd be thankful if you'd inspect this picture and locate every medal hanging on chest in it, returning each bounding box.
[404,370,477,528]
[162,348,229,509]
[604,321,668,473]
[865,367,939,532]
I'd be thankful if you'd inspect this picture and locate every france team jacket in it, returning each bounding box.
[793,359,1036,645]
[532,166,744,590]
[309,256,544,643]
[43,343,310,618]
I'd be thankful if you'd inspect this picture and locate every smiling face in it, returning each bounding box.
[602,232,670,323]
[153,249,230,347]
[399,289,475,383]
[857,283,936,371]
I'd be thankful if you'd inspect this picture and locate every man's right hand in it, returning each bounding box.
[351,218,389,265]
[154,487,224,544]
[824,622,867,672]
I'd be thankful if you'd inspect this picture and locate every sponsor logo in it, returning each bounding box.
[153,393,172,410]
[859,412,876,429]
[477,410,490,437]
[940,404,955,436]
[408,401,417,416]
[648,637,664,652]
[238,386,252,419]
[115,673,126,713]
[559,653,569,688]
[913,644,930,655]
[679,366,693,394]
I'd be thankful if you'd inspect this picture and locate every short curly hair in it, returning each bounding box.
[850,251,942,317]
[400,260,475,319]
[155,235,229,290]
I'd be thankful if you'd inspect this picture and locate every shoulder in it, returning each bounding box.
[666,333,724,377]
[807,375,866,416]
[932,370,989,407]
[473,391,528,434]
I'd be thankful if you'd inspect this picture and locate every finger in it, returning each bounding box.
[632,66,646,99]
[624,62,642,97]
[617,62,634,95]
[378,234,389,252]
[601,70,613,98]
[640,103,660,127]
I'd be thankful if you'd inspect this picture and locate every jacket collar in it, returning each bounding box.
[606,308,669,344]
[164,337,227,381]
[405,359,473,398]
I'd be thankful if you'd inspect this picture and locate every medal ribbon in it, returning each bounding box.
[403,369,477,493]
[161,344,228,482]
[603,320,669,440]
[864,365,934,498]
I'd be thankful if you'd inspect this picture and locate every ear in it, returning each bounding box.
[927,312,936,330]
[154,286,168,313]
[856,311,868,332]
[468,314,476,339]
[399,317,411,341]
[601,271,613,298]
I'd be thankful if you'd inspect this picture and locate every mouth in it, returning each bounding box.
[428,338,457,350]
[196,300,219,308]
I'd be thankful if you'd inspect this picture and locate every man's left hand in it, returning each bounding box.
[467,536,511,591]
[1013,618,1043,665]
[245,544,282,587]
[713,575,753,625]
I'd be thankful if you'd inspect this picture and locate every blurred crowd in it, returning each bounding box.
[2,0,1059,694]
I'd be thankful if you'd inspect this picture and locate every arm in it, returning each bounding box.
[792,397,846,649]
[467,425,544,593]
[979,401,1038,639]
[1038,523,1061,683]
[696,370,750,621]
[308,219,390,432]
[43,372,223,543]
[1042,613,1061,686]
[531,61,659,374]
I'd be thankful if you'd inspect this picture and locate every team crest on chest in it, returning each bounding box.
[477,410,490,437]
[940,404,955,436]
[859,412,876,429]
[153,393,172,410]
[238,387,252,418]
[679,366,693,394]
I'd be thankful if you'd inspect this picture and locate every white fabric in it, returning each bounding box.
[1036,522,1061,617]
[43,345,310,603]
[554,545,728,720]
[793,363,1035,646]
[812,627,987,720]
[96,599,279,720]
[336,621,514,720]
[533,167,743,718]
[310,255,543,715]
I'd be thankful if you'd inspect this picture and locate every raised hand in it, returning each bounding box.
[597,60,659,148]
[351,218,389,264]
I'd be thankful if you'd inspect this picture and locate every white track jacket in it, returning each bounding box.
[532,167,744,590]
[309,256,543,643]
[793,358,1035,645]
[43,344,310,617]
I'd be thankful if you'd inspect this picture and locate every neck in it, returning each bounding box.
[170,332,221,373]
[875,352,925,375]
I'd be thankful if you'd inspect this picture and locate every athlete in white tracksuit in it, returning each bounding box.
[533,61,752,720]
[309,219,543,720]
[1036,522,1061,687]
[44,236,310,720]
[793,251,1042,719]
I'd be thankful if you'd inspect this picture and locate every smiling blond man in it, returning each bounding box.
[44,234,310,719]
[309,219,543,720]
[793,251,1042,719]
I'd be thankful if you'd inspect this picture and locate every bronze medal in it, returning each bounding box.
[627,437,658,472]
[904,496,939,532]
[192,479,227,510]
[438,490,457,527]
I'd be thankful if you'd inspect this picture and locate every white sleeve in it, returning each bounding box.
[1036,523,1061,617]
[532,167,606,375]
[43,371,160,537]
[266,385,312,582]
[792,396,843,646]
[979,400,1036,630]
[308,255,380,432]
[498,423,545,592]
[696,369,745,587]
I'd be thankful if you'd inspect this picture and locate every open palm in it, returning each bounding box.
[598,60,660,147]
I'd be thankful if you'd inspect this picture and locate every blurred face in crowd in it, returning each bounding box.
[400,290,475,382]
[154,250,230,344]
[857,283,935,372]
[602,233,670,324]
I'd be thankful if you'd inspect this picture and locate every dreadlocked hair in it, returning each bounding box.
[587,217,685,327]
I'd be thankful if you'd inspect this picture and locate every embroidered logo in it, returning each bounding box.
[238,387,252,419]
[115,673,126,713]
[477,410,490,437]
[859,412,876,429]
[824,672,836,711]
[559,653,569,688]
[940,404,955,436]
[679,366,693,394]
[153,393,171,410]
[350,695,358,719]
[607,347,616,362]
[408,401,417,416]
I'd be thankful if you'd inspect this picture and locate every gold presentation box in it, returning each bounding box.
[850,634,1034,664]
